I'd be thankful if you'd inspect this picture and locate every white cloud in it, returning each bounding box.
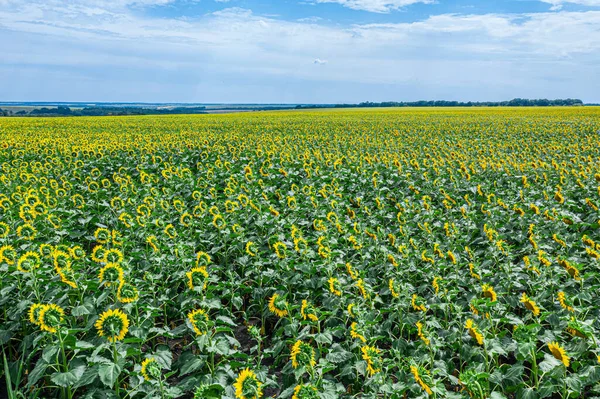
[0,1,599,102]
[313,0,433,13]
[540,0,600,10]
[314,58,328,64]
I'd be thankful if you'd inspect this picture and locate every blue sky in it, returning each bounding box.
[1,0,600,103]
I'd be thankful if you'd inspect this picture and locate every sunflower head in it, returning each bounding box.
[548,341,570,367]
[17,251,41,273]
[268,294,288,318]
[94,227,111,244]
[188,309,210,336]
[39,304,65,333]
[361,345,382,376]
[290,340,316,369]
[28,303,45,326]
[99,263,124,286]
[186,267,209,291]
[117,280,139,303]
[292,384,319,399]
[95,308,129,342]
[141,357,161,381]
[234,368,262,399]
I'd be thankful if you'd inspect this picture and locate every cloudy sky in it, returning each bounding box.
[1,0,599,103]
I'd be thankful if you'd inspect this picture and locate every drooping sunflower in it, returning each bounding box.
[28,303,45,326]
[328,277,342,296]
[99,263,124,287]
[95,308,130,342]
[0,245,17,265]
[16,223,37,240]
[187,309,210,336]
[481,284,497,302]
[141,357,161,381]
[245,241,258,257]
[548,342,570,367]
[94,227,111,244]
[361,345,382,376]
[389,279,400,298]
[268,294,288,318]
[272,241,287,259]
[416,321,430,346]
[292,384,319,399]
[234,368,262,399]
[186,266,209,291]
[117,280,139,303]
[17,251,41,273]
[104,248,124,264]
[300,300,318,322]
[410,365,433,395]
[520,293,540,316]
[465,319,484,345]
[39,304,65,333]
[195,251,211,266]
[290,340,316,369]
[350,322,367,343]
[0,221,9,238]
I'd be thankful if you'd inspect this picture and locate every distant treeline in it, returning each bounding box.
[297,98,585,109]
[0,98,588,117]
[0,106,208,117]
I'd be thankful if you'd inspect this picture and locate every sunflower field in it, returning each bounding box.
[1,107,600,399]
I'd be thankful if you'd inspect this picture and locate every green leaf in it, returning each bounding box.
[98,362,121,388]
[51,363,86,387]
[326,344,352,364]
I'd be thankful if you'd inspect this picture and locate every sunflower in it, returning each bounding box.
[28,303,45,326]
[117,280,139,303]
[412,294,427,312]
[70,245,86,260]
[104,248,124,264]
[17,251,41,273]
[57,267,78,289]
[290,340,316,369]
[17,223,37,240]
[557,291,574,312]
[53,250,72,270]
[0,245,17,265]
[410,365,433,395]
[548,342,570,367]
[95,308,129,342]
[350,322,367,343]
[245,241,258,257]
[268,294,288,317]
[39,304,65,333]
[361,345,382,376]
[94,227,111,244]
[416,321,430,345]
[39,243,54,259]
[186,266,209,290]
[520,293,540,316]
[234,368,262,399]
[195,251,211,266]
[389,279,400,298]
[0,222,9,238]
[328,277,342,296]
[465,319,484,345]
[187,309,210,336]
[432,277,441,294]
[212,214,226,229]
[292,384,319,399]
[91,245,106,263]
[146,235,159,252]
[99,263,124,287]
[141,358,161,381]
[481,284,497,302]
[273,242,287,259]
[300,300,318,322]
